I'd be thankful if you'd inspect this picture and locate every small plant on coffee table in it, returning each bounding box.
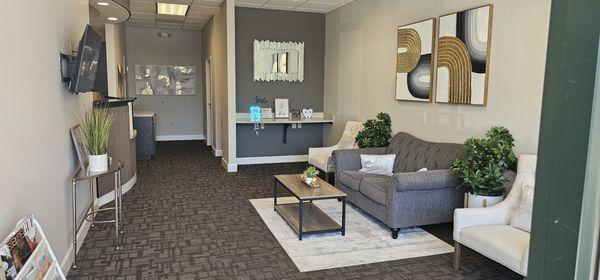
[304,166,319,178]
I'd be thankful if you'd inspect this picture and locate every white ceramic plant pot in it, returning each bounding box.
[89,154,108,172]
[305,176,314,185]
[467,193,504,208]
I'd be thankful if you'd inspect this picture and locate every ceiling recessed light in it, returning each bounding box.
[157,32,172,38]
[107,17,118,21]
[157,3,189,16]
[97,1,109,6]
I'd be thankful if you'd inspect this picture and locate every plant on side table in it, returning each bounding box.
[355,112,392,148]
[81,107,114,172]
[451,126,517,208]
[303,166,320,186]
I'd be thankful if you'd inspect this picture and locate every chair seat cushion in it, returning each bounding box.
[310,152,331,172]
[460,225,530,274]
[338,171,390,191]
[360,176,392,205]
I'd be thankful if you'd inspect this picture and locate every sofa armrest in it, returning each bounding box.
[392,170,460,192]
[332,147,386,173]
[453,201,517,242]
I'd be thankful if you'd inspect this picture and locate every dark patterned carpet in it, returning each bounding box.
[67,141,521,280]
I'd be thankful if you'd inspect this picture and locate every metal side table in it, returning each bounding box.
[71,160,123,268]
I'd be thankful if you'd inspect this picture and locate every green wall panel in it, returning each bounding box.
[528,0,600,279]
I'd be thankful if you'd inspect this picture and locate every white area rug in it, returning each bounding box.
[250,197,454,272]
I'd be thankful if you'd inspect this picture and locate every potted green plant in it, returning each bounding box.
[355,112,392,148]
[81,107,114,172]
[303,166,320,185]
[451,126,517,208]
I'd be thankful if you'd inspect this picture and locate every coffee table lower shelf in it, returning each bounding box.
[275,202,342,240]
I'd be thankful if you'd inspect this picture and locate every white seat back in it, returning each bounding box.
[504,154,537,218]
[337,121,364,149]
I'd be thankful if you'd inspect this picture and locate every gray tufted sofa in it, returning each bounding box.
[332,132,465,238]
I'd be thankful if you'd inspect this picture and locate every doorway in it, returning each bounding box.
[205,57,216,152]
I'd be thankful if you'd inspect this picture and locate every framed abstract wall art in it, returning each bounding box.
[436,5,493,106]
[395,18,436,102]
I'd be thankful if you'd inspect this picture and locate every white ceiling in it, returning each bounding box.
[127,0,223,31]
[236,0,354,13]
[126,0,353,31]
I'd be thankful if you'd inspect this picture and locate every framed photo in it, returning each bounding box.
[70,124,89,170]
[395,18,436,102]
[261,107,273,119]
[274,98,289,118]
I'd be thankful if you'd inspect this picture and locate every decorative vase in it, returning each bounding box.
[89,154,108,172]
[467,193,504,208]
[305,176,314,185]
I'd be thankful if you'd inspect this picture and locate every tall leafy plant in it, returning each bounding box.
[451,126,517,196]
[355,112,392,148]
[81,107,114,155]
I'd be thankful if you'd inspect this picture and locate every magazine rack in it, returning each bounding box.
[1,215,66,280]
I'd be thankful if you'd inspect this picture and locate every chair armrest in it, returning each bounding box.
[308,145,337,160]
[332,147,386,173]
[453,201,517,242]
[391,169,460,192]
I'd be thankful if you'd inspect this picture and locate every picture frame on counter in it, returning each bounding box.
[274,98,290,118]
[261,108,273,119]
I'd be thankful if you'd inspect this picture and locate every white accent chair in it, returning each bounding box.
[453,154,537,277]
[308,121,363,182]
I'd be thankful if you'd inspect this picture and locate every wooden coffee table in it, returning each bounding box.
[273,174,347,240]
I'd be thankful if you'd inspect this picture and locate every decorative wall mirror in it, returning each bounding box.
[253,40,304,82]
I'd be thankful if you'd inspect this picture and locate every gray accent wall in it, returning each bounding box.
[235,7,326,158]
[125,27,204,139]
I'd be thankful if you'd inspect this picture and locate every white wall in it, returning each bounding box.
[125,27,205,140]
[105,23,126,98]
[0,0,92,271]
[202,0,237,171]
[324,0,551,154]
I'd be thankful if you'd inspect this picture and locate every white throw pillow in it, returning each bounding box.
[511,184,535,232]
[358,154,396,176]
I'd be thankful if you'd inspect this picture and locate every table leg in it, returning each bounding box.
[71,178,77,268]
[341,197,346,236]
[299,200,303,241]
[114,172,120,250]
[273,179,277,211]
[89,178,95,226]
[118,169,123,233]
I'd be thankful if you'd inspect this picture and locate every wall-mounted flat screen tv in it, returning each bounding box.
[69,25,102,93]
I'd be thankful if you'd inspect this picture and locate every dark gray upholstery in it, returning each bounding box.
[332,132,465,233]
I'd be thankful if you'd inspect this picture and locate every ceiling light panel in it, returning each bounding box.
[157,3,190,16]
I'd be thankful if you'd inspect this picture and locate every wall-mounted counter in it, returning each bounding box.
[235,113,334,162]
[236,112,333,144]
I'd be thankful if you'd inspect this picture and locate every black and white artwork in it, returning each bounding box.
[135,65,196,95]
[395,19,436,102]
[436,5,493,105]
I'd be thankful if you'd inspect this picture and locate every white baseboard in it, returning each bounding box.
[156,134,205,141]
[221,158,238,172]
[212,146,223,157]
[97,174,137,207]
[60,201,97,275]
[237,155,308,165]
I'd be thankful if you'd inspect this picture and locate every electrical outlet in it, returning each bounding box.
[298,123,302,128]
[292,123,297,129]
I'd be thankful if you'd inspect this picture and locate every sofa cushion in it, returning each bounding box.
[360,176,392,205]
[338,171,390,191]
[460,225,530,275]
[385,132,464,173]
